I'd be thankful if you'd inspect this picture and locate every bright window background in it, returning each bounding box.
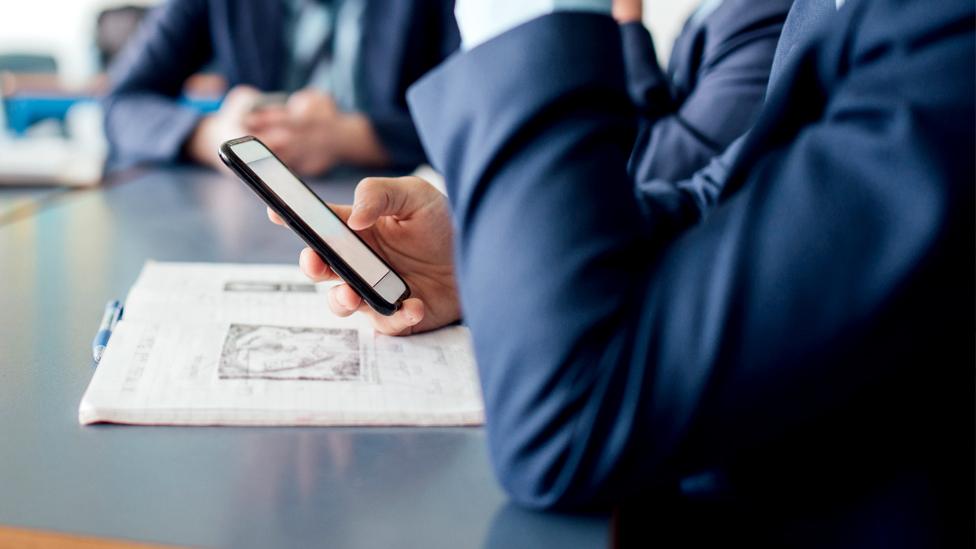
[0,0,701,186]
[0,0,156,85]
[0,0,701,84]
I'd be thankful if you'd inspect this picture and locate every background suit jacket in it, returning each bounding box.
[407,0,974,545]
[622,0,791,182]
[635,0,840,235]
[103,0,459,171]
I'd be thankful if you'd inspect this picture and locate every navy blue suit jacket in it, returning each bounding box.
[635,0,842,233]
[408,1,974,545]
[622,0,791,182]
[103,0,459,171]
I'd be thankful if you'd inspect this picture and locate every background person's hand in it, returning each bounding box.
[612,0,643,23]
[246,88,389,176]
[246,89,341,174]
[185,85,262,169]
[268,176,460,335]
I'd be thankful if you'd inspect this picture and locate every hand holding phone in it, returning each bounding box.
[220,136,410,315]
[267,176,464,336]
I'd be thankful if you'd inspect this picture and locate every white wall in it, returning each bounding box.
[644,0,700,61]
[0,0,157,85]
[0,0,701,84]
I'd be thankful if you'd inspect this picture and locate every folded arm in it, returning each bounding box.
[623,0,789,182]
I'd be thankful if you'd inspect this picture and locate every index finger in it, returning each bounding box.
[267,207,285,226]
[299,247,339,282]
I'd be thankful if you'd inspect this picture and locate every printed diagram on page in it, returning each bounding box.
[218,324,362,381]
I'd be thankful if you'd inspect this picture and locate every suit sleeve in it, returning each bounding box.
[408,6,974,511]
[102,0,213,171]
[634,133,745,236]
[619,22,672,119]
[365,0,461,168]
[624,3,786,182]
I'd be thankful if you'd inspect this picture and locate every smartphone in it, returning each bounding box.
[219,136,409,315]
[249,92,288,112]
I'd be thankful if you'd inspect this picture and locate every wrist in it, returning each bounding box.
[185,115,219,167]
[333,113,390,167]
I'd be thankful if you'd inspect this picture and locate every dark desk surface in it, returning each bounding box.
[0,167,609,548]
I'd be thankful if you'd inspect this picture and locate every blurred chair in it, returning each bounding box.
[0,54,57,74]
[0,52,64,135]
[0,50,104,185]
[1,72,76,136]
[96,5,150,69]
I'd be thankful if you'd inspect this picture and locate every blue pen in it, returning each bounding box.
[92,300,124,364]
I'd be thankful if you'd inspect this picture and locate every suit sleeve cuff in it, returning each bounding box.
[366,112,428,169]
[103,94,203,172]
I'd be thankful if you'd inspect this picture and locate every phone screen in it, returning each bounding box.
[229,139,393,289]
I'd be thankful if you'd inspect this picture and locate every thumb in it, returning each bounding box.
[328,203,352,224]
[347,177,431,230]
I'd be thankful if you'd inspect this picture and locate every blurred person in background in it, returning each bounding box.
[614,0,791,182]
[102,0,459,175]
[96,5,152,70]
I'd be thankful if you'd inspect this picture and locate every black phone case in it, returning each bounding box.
[219,136,409,316]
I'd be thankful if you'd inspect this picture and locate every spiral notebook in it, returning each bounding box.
[78,262,484,427]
